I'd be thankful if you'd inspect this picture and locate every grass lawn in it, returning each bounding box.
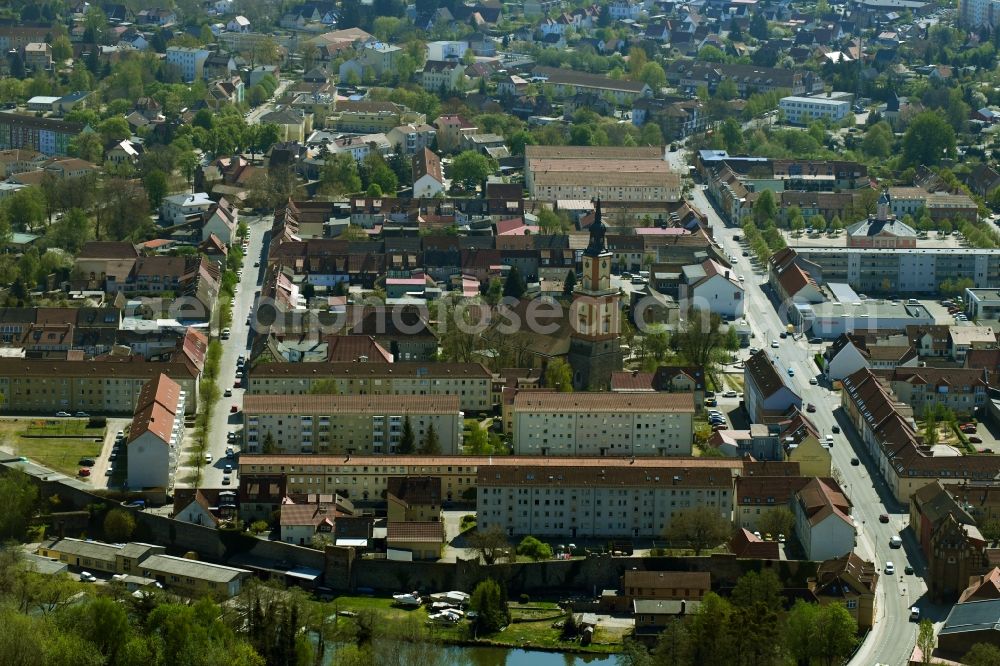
[12,437,104,477]
[723,375,745,391]
[0,417,106,478]
[23,419,96,436]
[321,595,622,654]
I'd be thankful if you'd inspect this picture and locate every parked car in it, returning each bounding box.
[970,436,983,443]
[905,565,914,575]
[205,453,213,464]
[806,403,816,412]
[75,411,89,417]
[79,571,97,583]
[879,514,890,523]
[779,332,787,339]
[704,397,717,407]
[808,337,823,344]
[909,606,920,621]
[832,425,840,433]
[809,377,818,385]
[787,368,795,376]
[79,458,95,466]
[850,457,860,466]
[78,468,91,477]
[884,561,895,574]
[222,475,232,485]
[226,447,235,457]
[723,390,738,398]
[223,464,233,473]
[770,340,779,348]
[55,411,71,417]
[230,405,239,413]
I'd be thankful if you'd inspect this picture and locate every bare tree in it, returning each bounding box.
[665,506,731,555]
[468,525,511,564]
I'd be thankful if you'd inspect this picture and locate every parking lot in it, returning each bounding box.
[967,419,1000,454]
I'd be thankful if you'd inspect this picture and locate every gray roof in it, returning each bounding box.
[846,217,916,238]
[939,598,1000,636]
[681,263,706,282]
[139,554,250,583]
[39,537,124,560]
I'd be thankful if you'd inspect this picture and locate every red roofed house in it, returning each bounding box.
[413,147,444,198]
[126,373,184,489]
[793,478,855,560]
[280,496,337,545]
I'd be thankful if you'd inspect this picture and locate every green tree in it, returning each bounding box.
[103,508,136,542]
[470,579,510,634]
[97,117,131,146]
[665,505,730,555]
[503,266,527,299]
[418,423,441,455]
[320,154,362,195]
[308,379,340,395]
[465,423,490,454]
[753,189,777,225]
[398,415,415,453]
[862,121,893,158]
[537,207,570,234]
[143,170,168,210]
[638,62,666,90]
[560,270,577,298]
[366,183,383,197]
[966,643,1000,666]
[750,12,769,39]
[0,470,37,539]
[47,208,90,253]
[69,131,103,163]
[450,150,496,188]
[364,154,398,194]
[5,187,46,230]
[516,536,553,561]
[51,35,73,62]
[544,358,573,391]
[918,619,936,664]
[902,111,956,167]
[813,603,858,665]
[758,506,795,540]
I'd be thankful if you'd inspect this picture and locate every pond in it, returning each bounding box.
[440,645,618,666]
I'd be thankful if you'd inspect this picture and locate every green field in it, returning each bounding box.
[0,418,106,478]
[24,419,96,436]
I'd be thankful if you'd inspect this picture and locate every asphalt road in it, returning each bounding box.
[200,214,269,489]
[679,158,926,665]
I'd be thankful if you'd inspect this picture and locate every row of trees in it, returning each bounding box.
[621,570,858,666]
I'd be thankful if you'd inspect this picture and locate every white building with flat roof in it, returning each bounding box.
[780,95,850,125]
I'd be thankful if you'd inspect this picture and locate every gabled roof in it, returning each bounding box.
[387,476,441,507]
[745,349,796,401]
[796,477,852,527]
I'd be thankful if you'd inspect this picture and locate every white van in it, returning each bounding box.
[889,535,902,548]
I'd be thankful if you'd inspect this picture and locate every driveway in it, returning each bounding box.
[85,417,132,490]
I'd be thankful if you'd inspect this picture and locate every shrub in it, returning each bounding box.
[519,593,530,604]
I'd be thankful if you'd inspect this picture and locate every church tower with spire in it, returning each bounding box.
[567,199,622,390]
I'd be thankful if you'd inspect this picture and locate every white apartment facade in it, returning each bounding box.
[477,460,738,538]
[165,47,210,82]
[779,95,850,125]
[511,392,695,456]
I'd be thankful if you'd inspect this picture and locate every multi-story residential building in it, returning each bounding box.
[887,187,978,223]
[841,368,1000,502]
[23,42,52,71]
[332,100,425,133]
[808,553,878,630]
[779,95,850,125]
[511,392,695,456]
[666,62,819,97]
[735,475,811,531]
[744,349,802,423]
[433,114,478,152]
[477,458,739,538]
[127,374,185,490]
[631,97,706,141]
[0,113,86,156]
[386,123,437,156]
[788,247,1000,294]
[0,25,50,51]
[238,455,486,514]
[242,394,463,455]
[165,47,210,82]
[960,0,1000,27]
[247,361,492,412]
[421,60,465,93]
[793,478,855,561]
[525,145,680,202]
[0,357,199,415]
[882,366,991,416]
[532,66,652,103]
[413,147,444,198]
[160,192,215,225]
[338,42,402,81]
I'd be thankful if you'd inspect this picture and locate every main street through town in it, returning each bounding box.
[670,148,925,666]
[199,213,269,489]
